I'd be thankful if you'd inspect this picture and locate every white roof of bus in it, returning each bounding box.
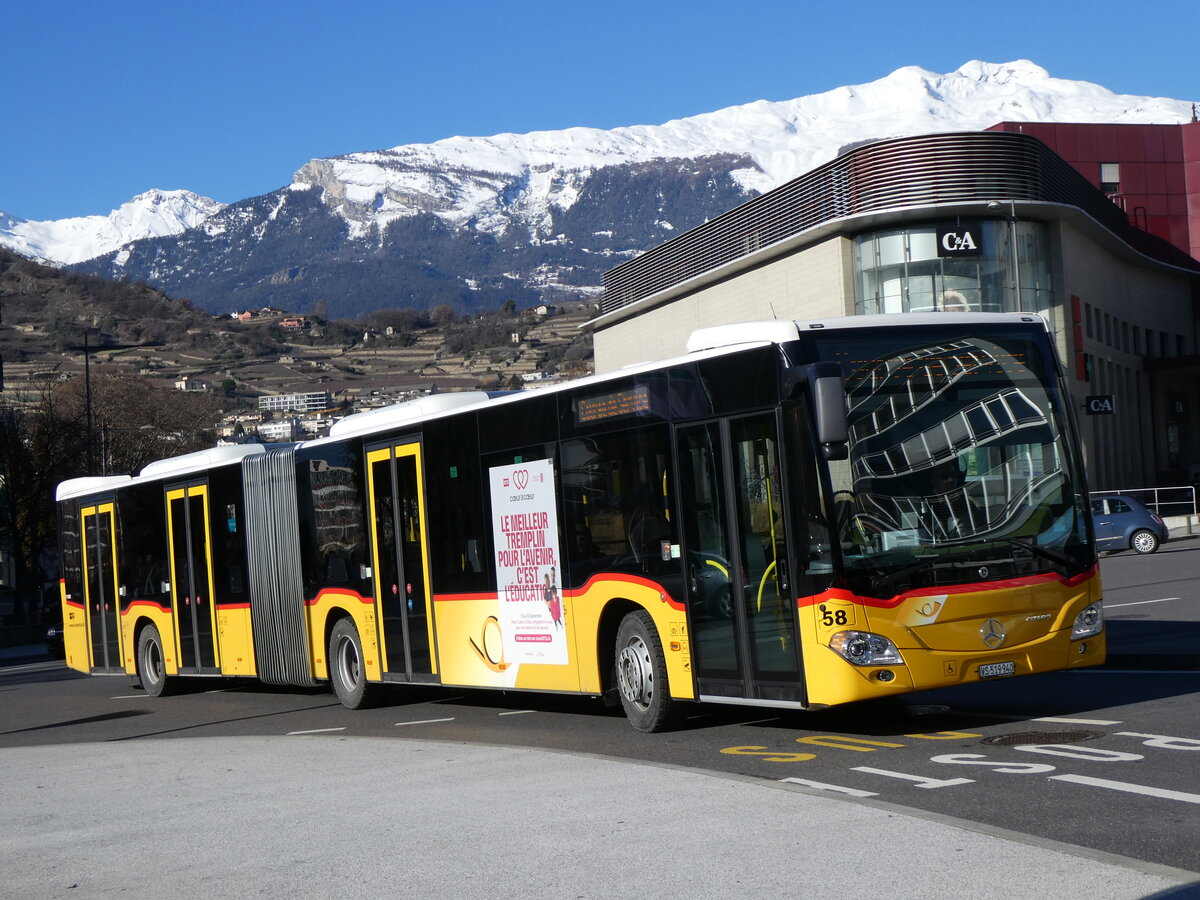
[56,475,133,502]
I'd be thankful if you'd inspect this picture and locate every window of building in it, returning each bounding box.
[853,221,1052,316]
[1100,163,1120,194]
[1084,303,1093,339]
[1133,325,1141,356]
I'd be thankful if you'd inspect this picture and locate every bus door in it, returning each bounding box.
[166,483,220,674]
[366,441,435,682]
[80,502,123,672]
[674,413,803,705]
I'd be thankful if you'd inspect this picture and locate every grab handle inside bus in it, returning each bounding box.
[785,362,849,460]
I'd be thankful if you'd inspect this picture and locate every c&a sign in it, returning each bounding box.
[1085,395,1115,415]
[936,221,983,258]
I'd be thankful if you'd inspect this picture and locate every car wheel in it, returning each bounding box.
[1130,529,1159,554]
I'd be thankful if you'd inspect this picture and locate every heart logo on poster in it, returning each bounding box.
[513,469,529,489]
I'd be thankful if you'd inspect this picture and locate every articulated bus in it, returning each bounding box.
[56,314,1104,731]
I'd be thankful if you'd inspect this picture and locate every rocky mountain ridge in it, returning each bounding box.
[2,60,1193,320]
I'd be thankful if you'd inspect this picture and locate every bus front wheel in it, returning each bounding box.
[329,618,376,709]
[137,624,172,697]
[615,610,676,733]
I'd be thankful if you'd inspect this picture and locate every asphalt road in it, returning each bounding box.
[2,540,1198,888]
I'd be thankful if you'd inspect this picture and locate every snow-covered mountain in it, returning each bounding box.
[292,59,1190,243]
[4,60,1192,317]
[0,189,224,265]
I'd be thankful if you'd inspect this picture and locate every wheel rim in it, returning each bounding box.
[1133,531,1156,552]
[617,635,653,710]
[335,634,361,689]
[142,637,162,685]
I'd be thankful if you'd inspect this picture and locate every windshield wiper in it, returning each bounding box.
[997,537,1074,568]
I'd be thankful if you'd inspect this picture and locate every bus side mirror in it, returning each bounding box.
[785,363,849,460]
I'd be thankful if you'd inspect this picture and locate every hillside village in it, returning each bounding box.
[0,248,597,444]
[3,301,595,446]
[201,302,596,441]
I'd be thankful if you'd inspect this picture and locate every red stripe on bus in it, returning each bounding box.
[797,564,1100,610]
[435,573,684,611]
[122,599,169,615]
[306,587,374,606]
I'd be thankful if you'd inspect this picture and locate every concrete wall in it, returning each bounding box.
[594,237,854,371]
[1057,221,1196,489]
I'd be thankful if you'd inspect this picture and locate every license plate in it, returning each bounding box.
[978,661,1015,679]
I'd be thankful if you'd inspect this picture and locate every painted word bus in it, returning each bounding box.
[56,314,1104,731]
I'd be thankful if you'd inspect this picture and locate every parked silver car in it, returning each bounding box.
[1090,495,1169,554]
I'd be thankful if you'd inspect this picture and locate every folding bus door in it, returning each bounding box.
[674,413,804,706]
[366,441,436,682]
[80,502,123,672]
[166,483,221,674]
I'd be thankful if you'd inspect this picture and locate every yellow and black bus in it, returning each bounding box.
[56,314,1104,731]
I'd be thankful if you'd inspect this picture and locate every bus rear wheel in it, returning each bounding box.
[329,618,376,709]
[615,610,676,733]
[137,624,172,697]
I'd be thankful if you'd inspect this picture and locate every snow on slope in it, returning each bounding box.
[0,189,225,265]
[296,60,1192,239]
[3,60,1192,264]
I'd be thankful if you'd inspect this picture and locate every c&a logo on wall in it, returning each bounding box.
[937,221,983,258]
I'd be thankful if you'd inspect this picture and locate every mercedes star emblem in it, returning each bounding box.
[980,618,1006,648]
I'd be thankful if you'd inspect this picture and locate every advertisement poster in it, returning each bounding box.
[488,459,568,666]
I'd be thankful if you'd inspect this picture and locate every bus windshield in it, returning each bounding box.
[788,322,1091,598]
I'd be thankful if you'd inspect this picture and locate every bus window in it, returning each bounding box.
[559,425,674,588]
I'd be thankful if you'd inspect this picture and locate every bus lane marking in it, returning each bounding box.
[781,777,878,798]
[1117,732,1200,751]
[1049,774,1200,805]
[288,727,347,735]
[395,717,455,727]
[795,736,906,751]
[1105,597,1181,609]
[1012,745,1143,762]
[850,767,974,789]
[719,732,982,765]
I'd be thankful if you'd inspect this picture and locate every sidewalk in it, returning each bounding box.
[0,736,1193,897]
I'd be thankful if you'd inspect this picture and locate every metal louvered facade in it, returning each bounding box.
[601,131,1135,315]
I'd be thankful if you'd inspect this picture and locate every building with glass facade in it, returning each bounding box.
[590,125,1200,490]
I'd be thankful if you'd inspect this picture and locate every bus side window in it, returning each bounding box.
[560,426,674,584]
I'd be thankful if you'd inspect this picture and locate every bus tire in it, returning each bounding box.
[329,617,375,709]
[137,624,172,697]
[614,610,675,732]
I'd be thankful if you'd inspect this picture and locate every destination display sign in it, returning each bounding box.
[575,383,651,424]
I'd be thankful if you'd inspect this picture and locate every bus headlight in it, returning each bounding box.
[1071,603,1103,639]
[829,631,904,666]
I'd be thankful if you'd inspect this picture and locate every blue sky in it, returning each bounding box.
[4,0,1197,221]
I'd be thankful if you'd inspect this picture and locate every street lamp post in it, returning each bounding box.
[988,199,1021,310]
[67,333,163,476]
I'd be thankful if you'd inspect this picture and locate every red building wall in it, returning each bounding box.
[988,121,1200,263]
